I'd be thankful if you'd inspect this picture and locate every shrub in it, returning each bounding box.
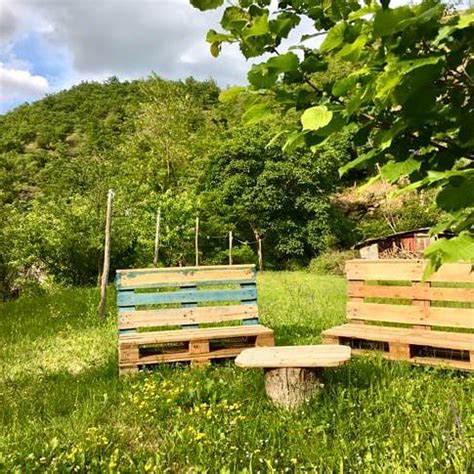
[308,250,357,276]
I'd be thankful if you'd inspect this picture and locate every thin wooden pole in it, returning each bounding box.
[98,189,114,319]
[195,216,199,266]
[229,230,233,265]
[257,237,263,272]
[153,207,161,267]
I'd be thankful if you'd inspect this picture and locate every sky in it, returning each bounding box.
[0,0,293,113]
[0,0,462,114]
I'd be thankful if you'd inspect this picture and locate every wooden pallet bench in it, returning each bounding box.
[322,259,474,371]
[116,264,274,374]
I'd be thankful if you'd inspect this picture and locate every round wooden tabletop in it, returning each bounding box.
[235,344,351,368]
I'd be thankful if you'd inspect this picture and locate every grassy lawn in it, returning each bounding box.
[0,272,472,472]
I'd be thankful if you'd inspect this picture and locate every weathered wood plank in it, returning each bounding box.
[347,350,474,371]
[345,260,473,283]
[347,284,474,302]
[321,323,474,351]
[119,347,249,366]
[119,324,273,345]
[347,302,474,329]
[117,287,257,307]
[235,345,351,368]
[116,265,256,289]
[119,304,259,329]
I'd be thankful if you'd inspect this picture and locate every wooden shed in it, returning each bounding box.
[354,228,453,259]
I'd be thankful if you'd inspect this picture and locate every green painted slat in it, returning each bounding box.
[117,287,257,307]
[116,278,256,290]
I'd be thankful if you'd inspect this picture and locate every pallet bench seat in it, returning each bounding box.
[116,264,274,374]
[322,259,474,371]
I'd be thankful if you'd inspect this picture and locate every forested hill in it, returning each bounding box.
[0,75,439,299]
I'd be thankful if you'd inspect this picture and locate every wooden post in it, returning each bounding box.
[153,207,161,267]
[98,189,114,319]
[229,231,233,265]
[257,237,263,272]
[195,216,199,267]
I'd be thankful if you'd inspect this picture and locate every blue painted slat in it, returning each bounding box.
[119,329,137,335]
[181,285,199,330]
[240,283,259,323]
[117,287,257,307]
[243,318,259,326]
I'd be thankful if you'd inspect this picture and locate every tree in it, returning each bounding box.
[189,0,474,269]
[202,124,356,266]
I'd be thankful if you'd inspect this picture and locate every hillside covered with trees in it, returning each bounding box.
[0,74,440,299]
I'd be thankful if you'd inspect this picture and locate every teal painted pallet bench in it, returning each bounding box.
[116,264,274,374]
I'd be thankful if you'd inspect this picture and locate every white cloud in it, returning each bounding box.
[0,63,49,101]
[0,4,18,45]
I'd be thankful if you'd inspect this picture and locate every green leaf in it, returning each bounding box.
[221,6,249,32]
[242,12,269,38]
[210,42,221,57]
[320,23,346,53]
[270,12,300,39]
[283,130,306,152]
[266,52,299,73]
[436,174,474,212]
[266,130,287,148]
[424,232,474,279]
[332,76,357,97]
[242,103,273,125]
[373,6,412,38]
[247,63,278,89]
[219,86,246,103]
[435,12,474,44]
[375,56,443,103]
[190,0,223,11]
[380,158,420,182]
[337,35,367,62]
[339,149,377,176]
[373,120,406,150]
[300,106,333,131]
[207,30,232,42]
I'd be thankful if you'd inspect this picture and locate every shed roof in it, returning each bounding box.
[353,228,453,250]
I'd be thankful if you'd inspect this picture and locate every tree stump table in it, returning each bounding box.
[235,345,351,409]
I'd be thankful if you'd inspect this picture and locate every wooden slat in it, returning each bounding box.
[347,302,474,329]
[411,357,473,371]
[117,286,256,307]
[347,350,474,371]
[119,347,248,366]
[347,284,474,302]
[180,284,198,329]
[345,259,473,283]
[322,323,474,351]
[116,265,256,289]
[235,345,351,368]
[119,324,273,345]
[412,281,431,330]
[119,304,259,329]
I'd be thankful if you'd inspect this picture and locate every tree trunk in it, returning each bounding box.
[98,189,114,319]
[264,367,322,409]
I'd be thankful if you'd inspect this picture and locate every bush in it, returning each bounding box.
[308,250,357,276]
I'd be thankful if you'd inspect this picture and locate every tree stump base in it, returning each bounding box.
[264,367,323,409]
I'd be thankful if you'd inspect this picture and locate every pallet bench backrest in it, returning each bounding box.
[116,265,259,335]
[345,259,474,330]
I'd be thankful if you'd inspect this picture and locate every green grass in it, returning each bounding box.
[0,272,472,472]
